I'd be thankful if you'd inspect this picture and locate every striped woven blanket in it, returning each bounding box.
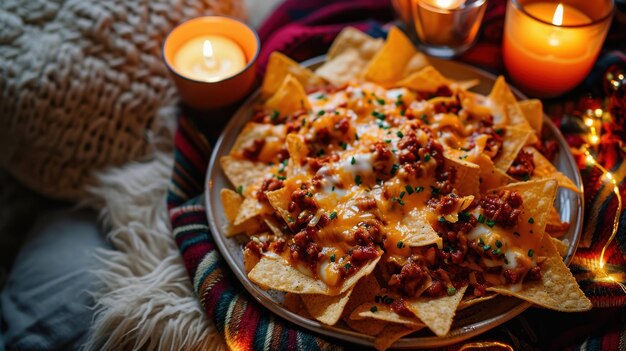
[167,0,626,349]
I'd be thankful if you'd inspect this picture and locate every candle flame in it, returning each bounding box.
[202,40,217,69]
[552,3,563,26]
[433,0,464,10]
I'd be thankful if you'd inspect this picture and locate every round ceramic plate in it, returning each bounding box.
[205,56,584,349]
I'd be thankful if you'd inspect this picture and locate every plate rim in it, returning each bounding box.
[204,56,584,349]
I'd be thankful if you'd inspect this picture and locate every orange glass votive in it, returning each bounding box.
[163,16,260,110]
[503,0,613,98]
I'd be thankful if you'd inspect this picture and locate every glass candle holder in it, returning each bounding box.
[503,0,614,98]
[411,0,487,58]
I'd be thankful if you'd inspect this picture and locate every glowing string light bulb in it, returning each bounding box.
[580,107,623,295]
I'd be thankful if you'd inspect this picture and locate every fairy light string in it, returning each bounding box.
[581,107,625,294]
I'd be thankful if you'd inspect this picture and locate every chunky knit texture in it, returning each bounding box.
[0,0,246,201]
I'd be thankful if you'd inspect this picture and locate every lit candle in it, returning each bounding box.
[422,0,466,10]
[503,0,613,97]
[173,35,246,82]
[163,16,260,110]
[412,0,487,58]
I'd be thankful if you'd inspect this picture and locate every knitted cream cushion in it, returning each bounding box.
[0,0,246,201]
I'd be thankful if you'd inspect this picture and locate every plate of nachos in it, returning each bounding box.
[205,27,589,350]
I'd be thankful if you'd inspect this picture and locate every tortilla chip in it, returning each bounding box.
[445,155,480,196]
[405,285,468,337]
[496,178,557,234]
[546,206,570,236]
[220,156,271,189]
[262,52,324,98]
[265,187,292,224]
[493,127,533,171]
[249,257,330,294]
[458,293,497,311]
[472,154,514,193]
[230,123,285,155]
[234,195,270,225]
[550,236,569,258]
[301,288,354,325]
[518,99,543,135]
[286,133,308,176]
[248,256,381,295]
[364,27,420,86]
[283,293,313,318]
[525,147,579,192]
[243,247,260,273]
[401,208,442,248]
[488,76,537,144]
[316,27,384,86]
[221,188,243,223]
[398,66,452,93]
[342,275,387,335]
[374,324,423,351]
[350,302,423,328]
[487,235,591,312]
[265,74,312,116]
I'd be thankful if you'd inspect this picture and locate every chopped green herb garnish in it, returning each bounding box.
[400,109,406,116]
[329,211,337,220]
[405,185,414,194]
[415,186,424,193]
[316,94,326,100]
[317,110,325,116]
[420,114,430,125]
[355,175,362,186]
[528,249,534,257]
[528,217,535,224]
[458,212,471,222]
[486,219,496,228]
[372,111,386,120]
[491,248,501,255]
[317,149,325,156]
[447,287,456,296]
[339,141,347,150]
[495,240,503,248]
[459,155,468,160]
[377,98,385,105]
[477,214,486,223]
[301,118,306,126]
[330,254,335,262]
[287,216,295,223]
[397,199,405,206]
[513,231,521,237]
[396,131,404,138]
[271,110,280,121]
[483,245,491,251]
[331,185,335,191]
[370,306,378,313]
[236,185,243,195]
[351,157,356,165]
[424,153,431,162]
[439,216,446,222]
[276,175,287,180]
[430,186,441,196]
[522,174,531,181]
[383,296,394,304]
[399,191,406,199]
[396,241,404,249]
[385,139,392,143]
[390,164,399,176]
[344,263,352,269]
[479,237,485,245]
[495,128,505,136]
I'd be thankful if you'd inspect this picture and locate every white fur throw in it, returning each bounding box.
[0,0,245,201]
[83,108,227,351]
